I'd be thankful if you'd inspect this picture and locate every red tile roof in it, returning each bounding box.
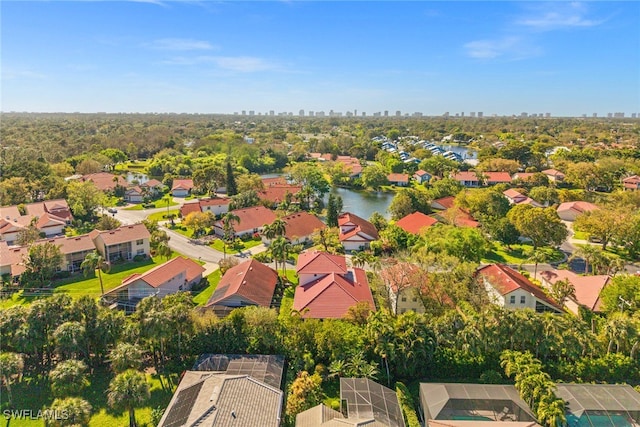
[484,171,512,183]
[296,251,348,275]
[219,206,277,233]
[414,170,430,177]
[431,196,456,210]
[477,264,561,310]
[122,256,204,288]
[205,259,278,307]
[141,179,163,188]
[262,177,287,186]
[172,179,194,191]
[449,208,480,228]
[513,172,537,181]
[452,171,479,182]
[539,269,610,311]
[542,169,565,178]
[280,212,326,241]
[92,223,150,246]
[293,268,374,318]
[395,212,438,234]
[180,201,202,218]
[338,212,379,241]
[200,197,231,207]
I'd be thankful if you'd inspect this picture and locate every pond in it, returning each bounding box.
[440,144,478,160]
[326,187,393,220]
[125,172,150,184]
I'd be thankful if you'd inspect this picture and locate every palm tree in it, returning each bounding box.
[270,218,287,238]
[570,245,603,274]
[107,369,150,427]
[49,359,89,398]
[536,395,566,427]
[0,352,23,406]
[221,212,240,260]
[108,342,144,373]
[47,397,92,427]
[526,249,549,280]
[155,241,172,260]
[81,251,108,296]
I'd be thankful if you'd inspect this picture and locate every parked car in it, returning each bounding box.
[107,208,118,214]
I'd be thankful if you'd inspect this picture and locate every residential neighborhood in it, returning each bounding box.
[1,113,639,427]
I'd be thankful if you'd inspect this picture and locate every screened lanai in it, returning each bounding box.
[556,384,640,427]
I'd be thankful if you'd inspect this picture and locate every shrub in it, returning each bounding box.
[53,271,71,280]
[395,382,420,427]
[133,254,147,262]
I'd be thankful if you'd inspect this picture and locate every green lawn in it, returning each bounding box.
[193,269,221,306]
[0,368,175,427]
[210,238,262,254]
[573,230,589,240]
[54,256,176,299]
[482,243,564,265]
[146,209,180,222]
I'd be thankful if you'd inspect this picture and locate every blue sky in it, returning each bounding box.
[2,1,639,116]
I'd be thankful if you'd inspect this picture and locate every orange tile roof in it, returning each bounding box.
[452,171,479,182]
[180,201,202,217]
[477,264,561,310]
[206,259,278,307]
[258,184,302,204]
[539,269,610,311]
[296,250,347,275]
[280,212,326,241]
[83,172,128,192]
[122,256,204,288]
[293,268,374,318]
[0,206,21,221]
[387,173,409,183]
[171,179,194,191]
[395,212,438,234]
[200,197,231,207]
[542,169,565,178]
[92,223,150,245]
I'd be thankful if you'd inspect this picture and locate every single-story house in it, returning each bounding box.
[140,179,164,195]
[451,171,480,187]
[387,173,410,186]
[82,172,128,192]
[262,212,326,246]
[623,175,640,190]
[171,179,194,197]
[199,197,231,216]
[213,206,276,239]
[477,264,563,313]
[484,171,512,185]
[503,189,542,207]
[124,186,144,203]
[539,269,611,315]
[395,212,438,235]
[205,259,279,309]
[430,196,455,211]
[557,201,599,221]
[104,256,204,307]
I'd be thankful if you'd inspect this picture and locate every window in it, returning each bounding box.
[137,249,144,255]
[401,296,407,302]
[136,239,143,245]
[509,295,516,304]
[412,297,418,302]
[520,296,526,304]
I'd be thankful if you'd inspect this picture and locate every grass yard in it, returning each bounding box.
[54,255,176,299]
[572,230,590,240]
[482,243,564,265]
[209,238,262,254]
[146,209,180,222]
[192,269,221,306]
[0,368,175,427]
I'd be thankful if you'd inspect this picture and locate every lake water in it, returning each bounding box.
[440,144,477,160]
[125,172,150,184]
[327,187,393,219]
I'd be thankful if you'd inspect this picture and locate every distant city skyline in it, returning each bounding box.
[2,1,639,116]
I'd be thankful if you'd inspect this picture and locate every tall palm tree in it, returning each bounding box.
[0,352,23,406]
[221,212,240,259]
[81,251,108,296]
[47,397,92,427]
[107,369,150,427]
[570,245,603,275]
[270,218,287,238]
[526,249,549,280]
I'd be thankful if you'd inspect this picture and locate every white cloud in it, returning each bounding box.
[464,37,540,60]
[517,2,603,30]
[147,38,216,51]
[161,55,277,72]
